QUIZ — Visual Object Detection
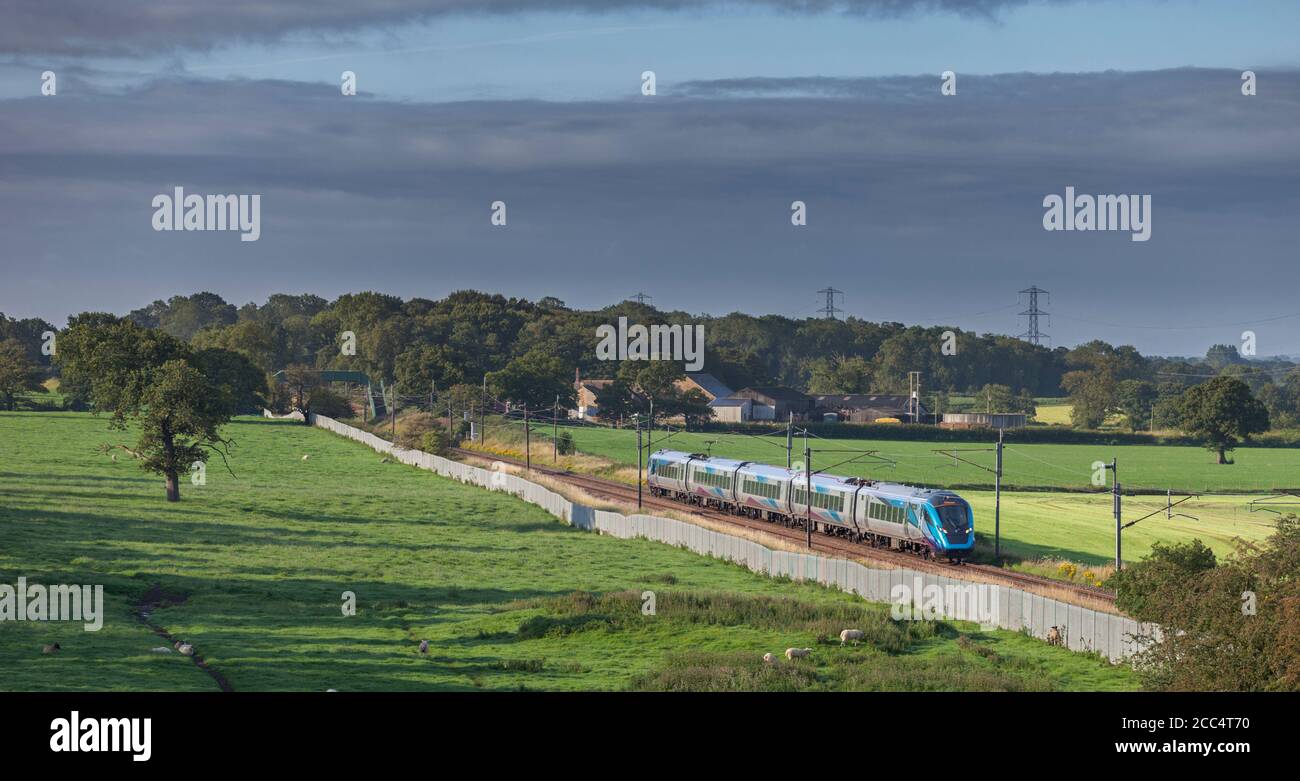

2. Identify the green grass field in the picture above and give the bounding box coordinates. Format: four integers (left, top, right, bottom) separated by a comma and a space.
560, 425, 1300, 493
0, 411, 1135, 691
959, 490, 1278, 567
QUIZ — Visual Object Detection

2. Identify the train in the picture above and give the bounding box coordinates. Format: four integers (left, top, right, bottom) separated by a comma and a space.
646, 450, 975, 562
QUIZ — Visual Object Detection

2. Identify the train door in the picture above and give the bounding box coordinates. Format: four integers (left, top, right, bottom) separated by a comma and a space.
903, 502, 924, 542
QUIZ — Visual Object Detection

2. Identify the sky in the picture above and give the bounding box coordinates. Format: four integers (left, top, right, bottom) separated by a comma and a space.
1, 0, 1298, 356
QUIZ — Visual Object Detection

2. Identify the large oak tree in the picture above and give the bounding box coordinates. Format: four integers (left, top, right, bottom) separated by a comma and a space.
1178, 375, 1269, 464
58, 315, 241, 501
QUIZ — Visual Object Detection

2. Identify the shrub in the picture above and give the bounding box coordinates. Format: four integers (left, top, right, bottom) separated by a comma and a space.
556, 430, 575, 455
311, 387, 354, 419
420, 428, 454, 455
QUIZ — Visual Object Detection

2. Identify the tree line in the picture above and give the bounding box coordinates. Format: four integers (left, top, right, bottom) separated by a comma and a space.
1, 290, 1295, 492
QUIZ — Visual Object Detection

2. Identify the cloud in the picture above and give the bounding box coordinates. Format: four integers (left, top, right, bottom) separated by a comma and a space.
0, 68, 1296, 351
5, 1, 1065, 56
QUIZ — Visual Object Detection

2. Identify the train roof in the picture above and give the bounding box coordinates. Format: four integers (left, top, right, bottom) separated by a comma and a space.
864, 482, 963, 501
651, 450, 963, 500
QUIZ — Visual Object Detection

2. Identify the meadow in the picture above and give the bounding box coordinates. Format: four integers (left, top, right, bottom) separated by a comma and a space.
0, 411, 1136, 691
556, 424, 1300, 493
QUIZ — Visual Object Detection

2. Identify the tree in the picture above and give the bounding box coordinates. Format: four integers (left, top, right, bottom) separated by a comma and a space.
669, 388, 715, 429
57, 317, 236, 502
1061, 368, 1116, 428
192, 347, 267, 414
977, 384, 1015, 413
590, 378, 640, 423
137, 360, 235, 501
486, 353, 576, 411
278, 364, 322, 422
1115, 379, 1158, 432
807, 355, 872, 394
0, 338, 43, 410
1178, 376, 1269, 463
1109, 517, 1300, 691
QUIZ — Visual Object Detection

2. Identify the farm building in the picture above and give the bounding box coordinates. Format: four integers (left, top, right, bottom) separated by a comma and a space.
814, 394, 929, 424
674, 372, 733, 402
940, 412, 1027, 430
573, 377, 612, 420
723, 386, 815, 421
708, 396, 753, 423
573, 371, 728, 421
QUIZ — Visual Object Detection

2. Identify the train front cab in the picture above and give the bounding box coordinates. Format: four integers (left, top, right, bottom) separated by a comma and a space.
923, 496, 974, 562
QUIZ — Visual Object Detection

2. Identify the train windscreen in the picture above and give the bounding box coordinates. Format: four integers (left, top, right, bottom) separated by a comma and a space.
936, 503, 969, 532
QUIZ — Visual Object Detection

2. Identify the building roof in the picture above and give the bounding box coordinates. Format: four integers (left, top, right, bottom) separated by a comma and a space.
682, 372, 733, 400
735, 386, 812, 402
708, 397, 751, 408
814, 394, 920, 411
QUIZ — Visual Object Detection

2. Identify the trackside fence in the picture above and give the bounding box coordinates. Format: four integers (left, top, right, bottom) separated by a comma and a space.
283, 411, 1150, 662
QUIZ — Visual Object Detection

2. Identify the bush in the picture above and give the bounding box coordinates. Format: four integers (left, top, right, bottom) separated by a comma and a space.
556, 430, 575, 455
310, 387, 354, 419
420, 428, 454, 454
394, 412, 437, 449
1110, 518, 1300, 691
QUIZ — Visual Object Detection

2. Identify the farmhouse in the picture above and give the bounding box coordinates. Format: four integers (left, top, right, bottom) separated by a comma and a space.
573, 371, 726, 421
573, 377, 615, 420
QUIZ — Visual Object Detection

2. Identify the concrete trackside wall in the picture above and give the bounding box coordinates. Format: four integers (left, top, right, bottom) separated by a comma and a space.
298, 412, 1149, 662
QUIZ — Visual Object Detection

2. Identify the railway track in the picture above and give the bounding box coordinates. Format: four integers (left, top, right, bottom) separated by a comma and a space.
448, 447, 1118, 610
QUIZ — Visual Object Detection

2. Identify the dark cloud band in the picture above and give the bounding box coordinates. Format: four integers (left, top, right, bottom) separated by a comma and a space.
4, 1, 1060, 56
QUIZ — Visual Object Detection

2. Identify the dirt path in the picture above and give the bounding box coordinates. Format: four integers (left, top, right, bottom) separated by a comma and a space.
134, 583, 234, 692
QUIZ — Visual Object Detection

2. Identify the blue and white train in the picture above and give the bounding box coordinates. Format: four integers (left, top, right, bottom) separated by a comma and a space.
647, 450, 975, 562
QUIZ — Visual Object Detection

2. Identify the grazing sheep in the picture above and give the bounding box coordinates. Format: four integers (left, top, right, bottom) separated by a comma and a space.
42, 643, 61, 654
785, 647, 812, 661
1046, 626, 1063, 647
326, 689, 338, 692
302, 454, 310, 460
762, 652, 775, 664
840, 629, 865, 646
176, 643, 195, 657
150, 646, 172, 653
111, 454, 118, 462
418, 640, 429, 654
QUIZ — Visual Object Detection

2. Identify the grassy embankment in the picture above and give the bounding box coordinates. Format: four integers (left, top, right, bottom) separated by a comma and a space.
0, 410, 1134, 691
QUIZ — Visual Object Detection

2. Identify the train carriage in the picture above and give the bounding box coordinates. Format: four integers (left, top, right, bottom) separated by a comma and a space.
787, 473, 857, 530
733, 462, 791, 518
648, 449, 975, 562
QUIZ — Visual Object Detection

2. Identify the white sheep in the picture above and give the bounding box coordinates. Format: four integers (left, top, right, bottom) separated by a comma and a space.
785, 647, 812, 661
176, 643, 194, 656
302, 454, 310, 461
840, 629, 865, 646
762, 652, 775, 664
